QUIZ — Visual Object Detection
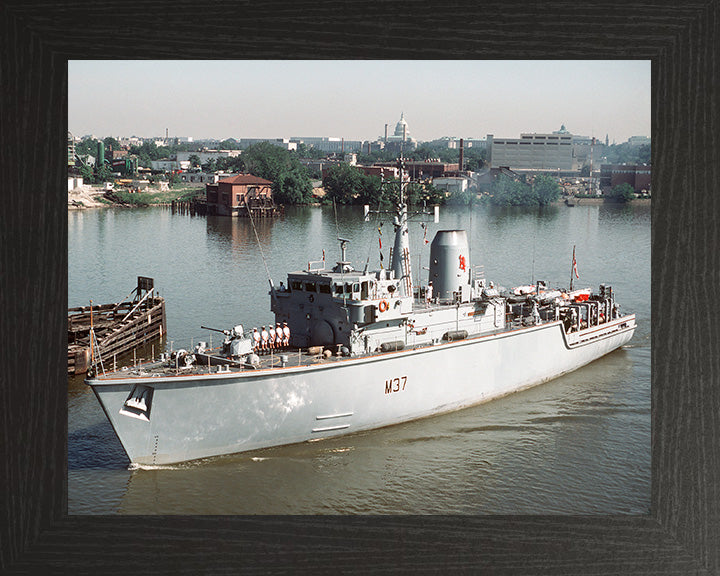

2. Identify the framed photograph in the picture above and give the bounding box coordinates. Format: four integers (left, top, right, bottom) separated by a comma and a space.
2, 2, 717, 573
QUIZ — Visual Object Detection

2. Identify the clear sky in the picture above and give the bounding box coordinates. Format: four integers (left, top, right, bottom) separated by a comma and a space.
68, 60, 650, 143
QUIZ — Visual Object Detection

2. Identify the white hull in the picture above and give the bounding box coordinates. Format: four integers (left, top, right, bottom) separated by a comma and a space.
90, 315, 635, 466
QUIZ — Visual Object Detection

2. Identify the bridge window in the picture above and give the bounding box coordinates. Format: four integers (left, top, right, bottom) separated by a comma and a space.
305, 282, 317, 292
290, 280, 302, 291
361, 281, 369, 300
318, 283, 331, 294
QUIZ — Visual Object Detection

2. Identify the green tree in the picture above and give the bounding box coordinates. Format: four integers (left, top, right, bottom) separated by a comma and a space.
95, 163, 113, 183
169, 172, 182, 187
294, 143, 326, 159
74, 138, 97, 157
488, 175, 537, 206
273, 167, 313, 204
608, 182, 635, 202
220, 138, 241, 150
322, 163, 364, 204
356, 148, 397, 164
445, 187, 476, 206
103, 136, 120, 151
405, 182, 445, 206
78, 163, 95, 184
533, 174, 561, 206
463, 148, 487, 172
241, 142, 312, 204
637, 144, 651, 164
357, 174, 386, 207
409, 145, 436, 161
188, 154, 201, 168
202, 158, 217, 173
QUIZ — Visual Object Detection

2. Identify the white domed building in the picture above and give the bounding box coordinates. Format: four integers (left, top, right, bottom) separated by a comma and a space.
382, 112, 418, 153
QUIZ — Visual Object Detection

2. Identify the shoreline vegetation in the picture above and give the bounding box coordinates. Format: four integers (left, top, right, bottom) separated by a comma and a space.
68, 185, 650, 211
69, 140, 651, 210
68, 185, 204, 209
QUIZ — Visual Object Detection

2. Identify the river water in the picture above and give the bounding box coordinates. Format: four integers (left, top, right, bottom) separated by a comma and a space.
68, 202, 650, 515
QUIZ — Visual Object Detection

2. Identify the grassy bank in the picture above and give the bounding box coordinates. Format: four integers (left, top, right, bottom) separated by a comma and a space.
106, 186, 204, 206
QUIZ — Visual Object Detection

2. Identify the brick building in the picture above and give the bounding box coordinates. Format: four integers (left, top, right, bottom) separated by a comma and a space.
206, 174, 274, 216
599, 164, 651, 193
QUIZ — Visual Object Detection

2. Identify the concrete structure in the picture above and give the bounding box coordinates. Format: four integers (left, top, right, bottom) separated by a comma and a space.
177, 172, 220, 186
67, 132, 75, 166
355, 165, 402, 180
291, 137, 362, 153
67, 176, 84, 191
150, 159, 190, 171
627, 136, 651, 148
375, 160, 457, 180
475, 167, 522, 193
488, 132, 575, 171
432, 176, 469, 196
175, 150, 242, 164
488, 126, 603, 173
599, 164, 651, 193
119, 137, 143, 147
299, 158, 339, 176
427, 137, 487, 150
206, 173, 274, 216
319, 164, 403, 182
236, 138, 298, 151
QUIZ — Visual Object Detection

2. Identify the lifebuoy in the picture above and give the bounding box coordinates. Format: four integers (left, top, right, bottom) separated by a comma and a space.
378, 299, 389, 312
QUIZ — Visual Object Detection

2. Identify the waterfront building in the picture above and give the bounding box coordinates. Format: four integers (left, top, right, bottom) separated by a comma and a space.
599, 164, 651, 193
374, 160, 457, 180
432, 176, 469, 196
205, 173, 274, 217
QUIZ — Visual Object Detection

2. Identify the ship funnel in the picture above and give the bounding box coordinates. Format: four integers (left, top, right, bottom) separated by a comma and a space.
429, 230, 471, 302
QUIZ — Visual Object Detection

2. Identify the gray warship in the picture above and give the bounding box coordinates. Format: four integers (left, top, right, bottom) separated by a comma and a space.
87, 160, 636, 466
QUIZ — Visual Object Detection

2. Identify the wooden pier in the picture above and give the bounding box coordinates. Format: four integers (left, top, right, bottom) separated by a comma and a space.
68, 277, 166, 375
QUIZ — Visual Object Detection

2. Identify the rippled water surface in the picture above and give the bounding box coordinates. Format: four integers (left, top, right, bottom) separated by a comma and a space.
68, 202, 650, 514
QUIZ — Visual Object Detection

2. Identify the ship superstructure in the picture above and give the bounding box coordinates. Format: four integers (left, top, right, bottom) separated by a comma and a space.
87, 158, 636, 466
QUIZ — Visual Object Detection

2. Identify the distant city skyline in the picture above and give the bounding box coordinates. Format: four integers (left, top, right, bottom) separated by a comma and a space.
69, 60, 651, 144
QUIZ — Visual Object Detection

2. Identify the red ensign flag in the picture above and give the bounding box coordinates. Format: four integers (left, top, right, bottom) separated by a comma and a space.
573, 255, 579, 279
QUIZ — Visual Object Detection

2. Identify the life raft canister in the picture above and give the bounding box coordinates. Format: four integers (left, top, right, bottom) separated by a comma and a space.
378, 299, 389, 312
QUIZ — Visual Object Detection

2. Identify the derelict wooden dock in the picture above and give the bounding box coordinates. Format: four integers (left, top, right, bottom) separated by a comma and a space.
68, 277, 166, 375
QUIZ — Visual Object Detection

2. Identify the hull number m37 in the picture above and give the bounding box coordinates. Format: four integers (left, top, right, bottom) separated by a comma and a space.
385, 376, 407, 394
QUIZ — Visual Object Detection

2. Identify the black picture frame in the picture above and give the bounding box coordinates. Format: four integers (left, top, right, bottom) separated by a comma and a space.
1, 1, 717, 573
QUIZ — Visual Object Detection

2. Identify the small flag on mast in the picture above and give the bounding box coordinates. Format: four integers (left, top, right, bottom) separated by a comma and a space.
572, 252, 579, 279
570, 245, 579, 291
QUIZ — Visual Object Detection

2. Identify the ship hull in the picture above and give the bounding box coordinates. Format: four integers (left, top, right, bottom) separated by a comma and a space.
89, 316, 635, 466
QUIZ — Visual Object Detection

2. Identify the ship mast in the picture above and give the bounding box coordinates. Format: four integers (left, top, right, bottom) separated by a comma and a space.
391, 130, 413, 298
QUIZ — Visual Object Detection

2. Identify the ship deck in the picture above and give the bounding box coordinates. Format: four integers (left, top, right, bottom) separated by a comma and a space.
91, 343, 422, 381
